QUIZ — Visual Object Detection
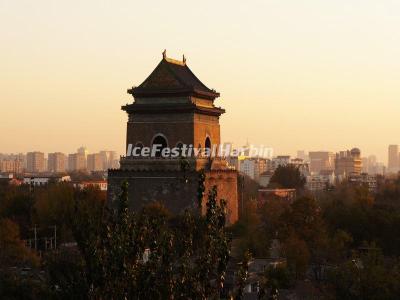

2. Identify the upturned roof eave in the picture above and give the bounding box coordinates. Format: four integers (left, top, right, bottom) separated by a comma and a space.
127, 87, 220, 100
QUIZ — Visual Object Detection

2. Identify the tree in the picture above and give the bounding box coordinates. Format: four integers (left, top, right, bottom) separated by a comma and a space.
259, 265, 292, 299
281, 197, 326, 248
327, 246, 400, 299
45, 247, 88, 299
67, 176, 231, 299
269, 165, 306, 190
0, 184, 33, 237
0, 218, 38, 267
230, 198, 270, 258
234, 250, 251, 299
282, 233, 310, 279
279, 196, 328, 281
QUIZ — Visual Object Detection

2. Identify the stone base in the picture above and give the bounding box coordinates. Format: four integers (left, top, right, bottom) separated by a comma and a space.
107, 168, 238, 224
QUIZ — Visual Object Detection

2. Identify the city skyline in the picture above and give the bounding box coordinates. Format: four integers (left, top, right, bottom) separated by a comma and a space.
2, 1, 400, 162
0, 143, 395, 167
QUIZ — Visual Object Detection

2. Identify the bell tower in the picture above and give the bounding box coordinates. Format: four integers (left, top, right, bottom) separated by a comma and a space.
122, 51, 224, 167
108, 52, 238, 224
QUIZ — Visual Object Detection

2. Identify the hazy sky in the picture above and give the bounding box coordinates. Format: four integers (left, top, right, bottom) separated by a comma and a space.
1, 0, 399, 162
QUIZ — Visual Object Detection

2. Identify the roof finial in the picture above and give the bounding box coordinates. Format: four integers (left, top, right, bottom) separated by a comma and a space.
162, 49, 166, 59
182, 54, 186, 64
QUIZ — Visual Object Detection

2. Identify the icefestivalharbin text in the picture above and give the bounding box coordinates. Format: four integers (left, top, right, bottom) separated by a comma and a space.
126, 144, 273, 158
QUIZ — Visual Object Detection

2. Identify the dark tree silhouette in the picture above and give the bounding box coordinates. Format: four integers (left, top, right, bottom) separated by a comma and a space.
69, 174, 231, 299
269, 165, 306, 190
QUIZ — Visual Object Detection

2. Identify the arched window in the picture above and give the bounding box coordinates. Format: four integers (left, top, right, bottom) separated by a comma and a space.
152, 134, 168, 157
205, 137, 211, 150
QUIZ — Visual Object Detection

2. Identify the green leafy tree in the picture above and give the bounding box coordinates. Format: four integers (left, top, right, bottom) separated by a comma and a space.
269, 165, 306, 190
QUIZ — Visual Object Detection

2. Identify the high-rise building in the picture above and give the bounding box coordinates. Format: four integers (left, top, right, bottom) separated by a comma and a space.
296, 150, 308, 162
26, 152, 45, 173
68, 153, 87, 171
0, 153, 26, 172
361, 155, 383, 175
87, 153, 104, 172
238, 158, 268, 181
48, 152, 67, 173
0, 159, 23, 174
388, 145, 399, 173
309, 151, 335, 174
99, 150, 119, 169
109, 151, 119, 168
335, 148, 362, 178
77, 146, 89, 158
362, 157, 369, 173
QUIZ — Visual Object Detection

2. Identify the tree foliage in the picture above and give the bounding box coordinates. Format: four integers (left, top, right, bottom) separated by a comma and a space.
269, 165, 306, 190
68, 179, 231, 299
327, 247, 400, 299
0, 218, 39, 268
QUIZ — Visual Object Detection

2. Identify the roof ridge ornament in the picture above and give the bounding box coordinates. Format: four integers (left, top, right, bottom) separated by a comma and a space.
162, 49, 167, 59
183, 54, 186, 65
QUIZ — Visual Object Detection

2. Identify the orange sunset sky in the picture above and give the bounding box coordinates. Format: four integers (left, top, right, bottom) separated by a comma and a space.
1, 0, 400, 162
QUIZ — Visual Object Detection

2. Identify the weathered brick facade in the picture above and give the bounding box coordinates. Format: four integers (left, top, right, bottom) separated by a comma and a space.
108, 53, 238, 224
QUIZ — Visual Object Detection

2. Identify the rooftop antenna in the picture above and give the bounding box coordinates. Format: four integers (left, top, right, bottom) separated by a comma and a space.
162, 49, 167, 59
182, 54, 186, 64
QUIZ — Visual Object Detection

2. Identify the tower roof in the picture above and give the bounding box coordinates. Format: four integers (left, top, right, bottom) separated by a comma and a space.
128, 51, 220, 100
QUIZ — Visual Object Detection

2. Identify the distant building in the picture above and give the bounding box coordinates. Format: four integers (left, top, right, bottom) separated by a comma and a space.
23, 175, 71, 186
239, 158, 269, 181
388, 145, 399, 173
370, 162, 385, 175
68, 153, 86, 171
77, 146, 89, 157
48, 152, 67, 173
361, 155, 384, 175
306, 170, 335, 192
0, 158, 23, 174
309, 151, 335, 174
290, 158, 310, 176
73, 180, 107, 191
361, 157, 369, 173
335, 148, 362, 178
87, 153, 104, 172
296, 150, 308, 162
0, 173, 14, 179
259, 171, 273, 188
0, 173, 22, 186
0, 153, 26, 166
367, 155, 377, 171
99, 150, 119, 169
26, 152, 45, 173
258, 188, 296, 205
348, 173, 378, 193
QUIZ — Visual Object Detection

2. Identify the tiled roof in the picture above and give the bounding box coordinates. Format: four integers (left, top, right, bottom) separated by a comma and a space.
128, 52, 219, 100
